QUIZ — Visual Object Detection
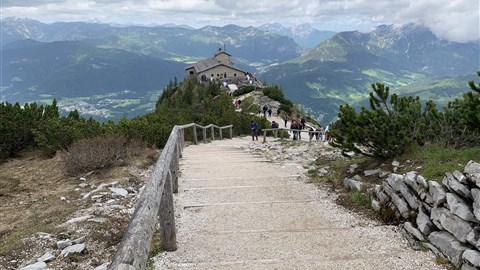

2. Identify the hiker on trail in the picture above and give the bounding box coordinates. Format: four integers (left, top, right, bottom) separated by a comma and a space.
262, 105, 268, 118
284, 115, 288, 127
250, 120, 258, 141
297, 121, 302, 140
300, 117, 306, 130
290, 120, 298, 140
271, 121, 279, 128
268, 108, 272, 117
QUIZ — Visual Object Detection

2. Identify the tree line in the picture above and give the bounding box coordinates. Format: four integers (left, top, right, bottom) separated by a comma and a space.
0, 79, 275, 162
330, 72, 480, 158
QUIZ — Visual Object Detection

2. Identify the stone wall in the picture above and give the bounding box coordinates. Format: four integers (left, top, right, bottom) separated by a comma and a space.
370, 161, 480, 269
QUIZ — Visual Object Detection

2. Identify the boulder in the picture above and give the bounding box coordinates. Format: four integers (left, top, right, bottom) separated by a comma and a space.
399, 224, 421, 250
371, 199, 381, 212
472, 189, 480, 221
60, 243, 86, 257
462, 264, 478, 270
443, 172, 471, 199
364, 168, 382, 177
428, 231, 470, 268
466, 227, 480, 248
416, 175, 429, 190
57, 239, 72, 249
416, 206, 434, 236
343, 177, 363, 192
419, 189, 434, 206
387, 173, 419, 210
109, 187, 128, 197
446, 193, 477, 222
374, 185, 390, 205
462, 250, 480, 269
429, 181, 447, 206
431, 207, 449, 230
383, 183, 410, 219
403, 221, 425, 241
465, 160, 480, 188
348, 164, 358, 174
37, 252, 55, 262
404, 172, 428, 197
439, 210, 474, 243
453, 170, 469, 184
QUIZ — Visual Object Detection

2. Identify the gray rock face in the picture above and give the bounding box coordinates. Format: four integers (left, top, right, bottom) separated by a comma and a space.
472, 189, 480, 221
462, 264, 478, 270
462, 249, 480, 268
387, 173, 419, 210
446, 193, 477, 222
465, 160, 480, 188
348, 164, 358, 174
443, 172, 471, 199
371, 199, 381, 212
383, 183, 410, 219
439, 210, 474, 243
343, 177, 363, 192
429, 181, 447, 206
417, 206, 434, 236
428, 231, 470, 268
109, 187, 128, 197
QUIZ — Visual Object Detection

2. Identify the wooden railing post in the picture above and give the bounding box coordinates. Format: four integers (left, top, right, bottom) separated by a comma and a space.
202, 128, 207, 143
159, 171, 177, 251
171, 147, 179, 194
210, 126, 214, 140
229, 126, 233, 139
263, 130, 267, 143
219, 128, 223, 140
192, 125, 198, 145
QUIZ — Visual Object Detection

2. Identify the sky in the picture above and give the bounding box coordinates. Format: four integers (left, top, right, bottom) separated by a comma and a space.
1, 0, 479, 42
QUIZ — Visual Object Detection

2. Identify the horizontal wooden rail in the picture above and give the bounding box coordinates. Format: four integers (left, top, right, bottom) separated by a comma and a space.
108, 123, 233, 270
261, 128, 324, 143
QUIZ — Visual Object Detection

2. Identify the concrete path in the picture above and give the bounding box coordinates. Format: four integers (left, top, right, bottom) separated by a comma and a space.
154, 138, 443, 270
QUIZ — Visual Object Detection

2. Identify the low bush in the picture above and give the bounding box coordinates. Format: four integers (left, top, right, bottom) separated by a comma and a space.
62, 136, 130, 176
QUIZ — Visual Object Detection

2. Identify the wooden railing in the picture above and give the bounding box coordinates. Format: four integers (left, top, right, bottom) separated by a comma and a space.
108, 123, 233, 270
261, 128, 324, 143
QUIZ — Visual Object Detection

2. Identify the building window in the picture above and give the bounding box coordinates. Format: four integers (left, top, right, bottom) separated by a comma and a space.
189, 71, 194, 75
217, 74, 219, 77
234, 73, 236, 77
224, 72, 227, 78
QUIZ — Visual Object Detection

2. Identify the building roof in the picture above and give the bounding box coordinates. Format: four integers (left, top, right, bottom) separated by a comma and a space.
185, 50, 245, 74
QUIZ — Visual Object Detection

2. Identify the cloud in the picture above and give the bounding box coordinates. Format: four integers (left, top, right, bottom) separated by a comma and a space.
1, 0, 478, 42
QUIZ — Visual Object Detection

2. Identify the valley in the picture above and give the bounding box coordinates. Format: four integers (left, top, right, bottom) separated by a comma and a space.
1, 17, 478, 123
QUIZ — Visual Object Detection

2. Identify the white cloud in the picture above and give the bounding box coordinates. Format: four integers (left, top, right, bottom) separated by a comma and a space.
1, 0, 478, 42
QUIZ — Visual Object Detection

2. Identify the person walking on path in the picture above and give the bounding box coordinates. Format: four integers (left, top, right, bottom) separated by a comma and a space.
250, 120, 259, 141
301, 117, 306, 130
268, 108, 272, 118
284, 115, 288, 127
290, 120, 298, 140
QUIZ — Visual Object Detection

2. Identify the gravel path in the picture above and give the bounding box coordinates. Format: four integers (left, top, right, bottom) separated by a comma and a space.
153, 137, 445, 270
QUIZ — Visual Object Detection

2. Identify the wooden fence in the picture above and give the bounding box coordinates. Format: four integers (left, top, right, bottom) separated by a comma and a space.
108, 123, 233, 270
261, 128, 324, 143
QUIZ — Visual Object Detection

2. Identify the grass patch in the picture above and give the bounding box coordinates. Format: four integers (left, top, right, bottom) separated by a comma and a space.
397, 143, 480, 181
350, 190, 371, 208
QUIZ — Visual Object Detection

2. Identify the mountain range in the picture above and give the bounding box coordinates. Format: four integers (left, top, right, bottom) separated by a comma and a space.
1, 17, 479, 123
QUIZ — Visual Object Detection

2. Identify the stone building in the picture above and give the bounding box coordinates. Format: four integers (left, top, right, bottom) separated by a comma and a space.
185, 48, 248, 84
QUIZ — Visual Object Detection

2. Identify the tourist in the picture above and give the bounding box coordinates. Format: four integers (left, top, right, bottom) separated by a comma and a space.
250, 120, 258, 141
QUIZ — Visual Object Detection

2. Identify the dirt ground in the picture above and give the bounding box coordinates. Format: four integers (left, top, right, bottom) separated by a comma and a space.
0, 148, 157, 269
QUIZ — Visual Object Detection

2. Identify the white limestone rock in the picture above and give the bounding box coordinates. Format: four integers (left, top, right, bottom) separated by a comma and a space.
428, 231, 470, 268
446, 193, 477, 222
